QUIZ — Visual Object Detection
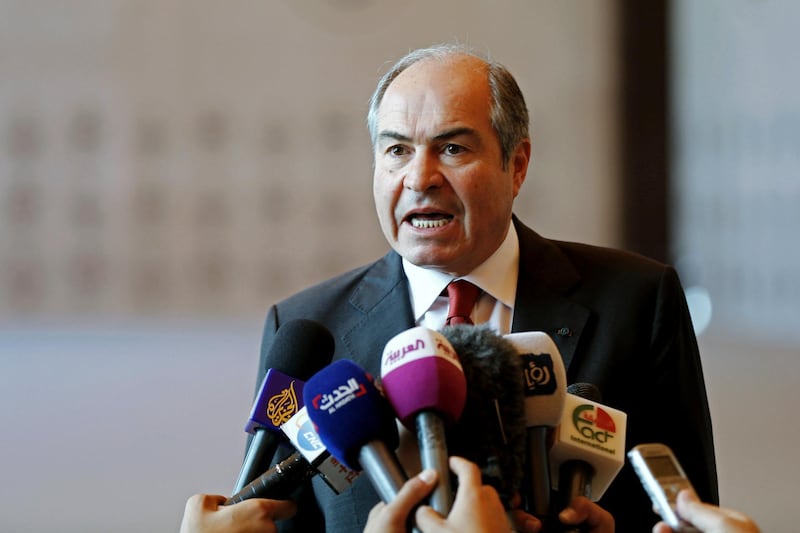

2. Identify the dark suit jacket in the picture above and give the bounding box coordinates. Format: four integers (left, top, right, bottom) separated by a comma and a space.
257, 217, 718, 533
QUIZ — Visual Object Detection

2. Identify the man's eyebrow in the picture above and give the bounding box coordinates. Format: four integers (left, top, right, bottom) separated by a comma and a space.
377, 127, 478, 144
377, 130, 411, 143
431, 127, 478, 142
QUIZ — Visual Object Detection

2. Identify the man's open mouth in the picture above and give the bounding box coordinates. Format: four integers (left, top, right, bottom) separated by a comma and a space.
408, 214, 453, 229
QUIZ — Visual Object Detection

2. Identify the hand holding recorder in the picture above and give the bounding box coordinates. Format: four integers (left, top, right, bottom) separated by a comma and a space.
651, 490, 761, 533
630, 443, 760, 533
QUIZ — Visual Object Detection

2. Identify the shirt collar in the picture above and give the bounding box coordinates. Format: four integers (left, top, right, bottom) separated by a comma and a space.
402, 223, 520, 322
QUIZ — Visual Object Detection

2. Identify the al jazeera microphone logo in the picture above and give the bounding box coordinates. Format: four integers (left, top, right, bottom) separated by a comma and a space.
266, 380, 301, 426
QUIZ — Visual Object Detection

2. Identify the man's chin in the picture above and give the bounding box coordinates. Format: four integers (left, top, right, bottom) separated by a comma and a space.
398, 248, 464, 275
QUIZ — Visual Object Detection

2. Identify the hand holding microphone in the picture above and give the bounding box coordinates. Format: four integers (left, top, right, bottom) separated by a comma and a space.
367, 324, 531, 532
381, 326, 467, 515
364, 457, 521, 533
415, 457, 513, 533
556, 496, 615, 533
180, 493, 296, 533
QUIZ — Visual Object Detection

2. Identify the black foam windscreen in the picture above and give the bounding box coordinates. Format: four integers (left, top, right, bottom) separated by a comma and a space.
440, 324, 527, 506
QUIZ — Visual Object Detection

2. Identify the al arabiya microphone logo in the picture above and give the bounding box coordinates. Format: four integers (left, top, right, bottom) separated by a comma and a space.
571, 404, 618, 453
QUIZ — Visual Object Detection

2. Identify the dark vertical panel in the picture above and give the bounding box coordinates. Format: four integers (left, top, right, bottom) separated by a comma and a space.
620, 0, 670, 263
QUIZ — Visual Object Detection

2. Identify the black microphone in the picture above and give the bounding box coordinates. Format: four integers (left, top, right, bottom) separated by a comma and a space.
440, 324, 527, 508
232, 319, 335, 494
227, 451, 316, 504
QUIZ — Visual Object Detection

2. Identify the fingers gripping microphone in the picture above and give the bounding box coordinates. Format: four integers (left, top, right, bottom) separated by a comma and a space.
504, 331, 567, 518
304, 359, 408, 504
381, 327, 467, 515
233, 319, 335, 494
440, 324, 527, 507
549, 383, 626, 506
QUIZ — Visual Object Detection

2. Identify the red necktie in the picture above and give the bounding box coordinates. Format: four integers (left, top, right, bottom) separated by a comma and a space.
445, 280, 481, 326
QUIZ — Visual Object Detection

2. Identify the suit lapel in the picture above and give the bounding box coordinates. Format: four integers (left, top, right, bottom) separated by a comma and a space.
337, 222, 591, 373
511, 218, 591, 371
340, 252, 416, 377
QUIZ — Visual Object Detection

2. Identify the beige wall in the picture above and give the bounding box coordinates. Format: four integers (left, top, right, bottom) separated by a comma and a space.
0, 0, 620, 319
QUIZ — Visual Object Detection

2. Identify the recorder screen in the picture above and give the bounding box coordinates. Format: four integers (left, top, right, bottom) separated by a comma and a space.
644, 455, 680, 478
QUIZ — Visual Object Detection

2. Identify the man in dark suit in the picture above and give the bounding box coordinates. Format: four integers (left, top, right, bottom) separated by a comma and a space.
256, 43, 717, 532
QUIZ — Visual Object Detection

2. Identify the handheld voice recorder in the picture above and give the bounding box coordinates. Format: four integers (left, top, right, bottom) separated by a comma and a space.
627, 443, 700, 532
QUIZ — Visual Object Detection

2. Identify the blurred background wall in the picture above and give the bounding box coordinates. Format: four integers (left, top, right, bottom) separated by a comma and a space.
0, 1, 796, 531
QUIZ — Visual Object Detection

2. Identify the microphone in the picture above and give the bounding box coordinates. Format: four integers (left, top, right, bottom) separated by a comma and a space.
303, 359, 408, 503
504, 331, 567, 518
549, 383, 627, 510
380, 326, 467, 515
234, 369, 304, 494
233, 319, 335, 494
226, 406, 360, 505
226, 449, 316, 504
557, 383, 603, 510
440, 324, 527, 507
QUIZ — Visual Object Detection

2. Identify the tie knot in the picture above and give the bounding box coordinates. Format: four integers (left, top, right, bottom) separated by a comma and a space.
445, 280, 481, 326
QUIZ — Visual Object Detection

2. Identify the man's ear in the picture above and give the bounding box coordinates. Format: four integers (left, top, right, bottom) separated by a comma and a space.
510, 138, 531, 197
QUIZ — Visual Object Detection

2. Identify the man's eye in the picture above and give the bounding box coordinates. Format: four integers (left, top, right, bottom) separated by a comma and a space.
388, 145, 408, 156
444, 144, 465, 155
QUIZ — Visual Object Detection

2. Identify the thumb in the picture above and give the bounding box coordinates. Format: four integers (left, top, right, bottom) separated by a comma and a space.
415, 504, 447, 532
675, 490, 715, 525
674, 490, 730, 531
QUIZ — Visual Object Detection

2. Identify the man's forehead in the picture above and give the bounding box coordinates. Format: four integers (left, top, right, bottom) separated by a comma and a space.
376, 63, 491, 136
374, 105, 485, 146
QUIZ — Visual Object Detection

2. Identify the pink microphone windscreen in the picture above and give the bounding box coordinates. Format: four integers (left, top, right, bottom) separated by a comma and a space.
380, 327, 467, 427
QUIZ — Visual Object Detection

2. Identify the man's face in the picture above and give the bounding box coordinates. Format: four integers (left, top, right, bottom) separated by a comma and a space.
372, 55, 530, 276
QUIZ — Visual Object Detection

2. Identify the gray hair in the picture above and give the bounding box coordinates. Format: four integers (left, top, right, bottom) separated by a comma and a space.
367, 43, 530, 167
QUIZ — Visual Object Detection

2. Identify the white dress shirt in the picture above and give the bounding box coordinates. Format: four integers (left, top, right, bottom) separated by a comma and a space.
402, 222, 520, 335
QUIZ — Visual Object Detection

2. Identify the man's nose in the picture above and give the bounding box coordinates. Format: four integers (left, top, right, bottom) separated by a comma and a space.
403, 152, 444, 191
